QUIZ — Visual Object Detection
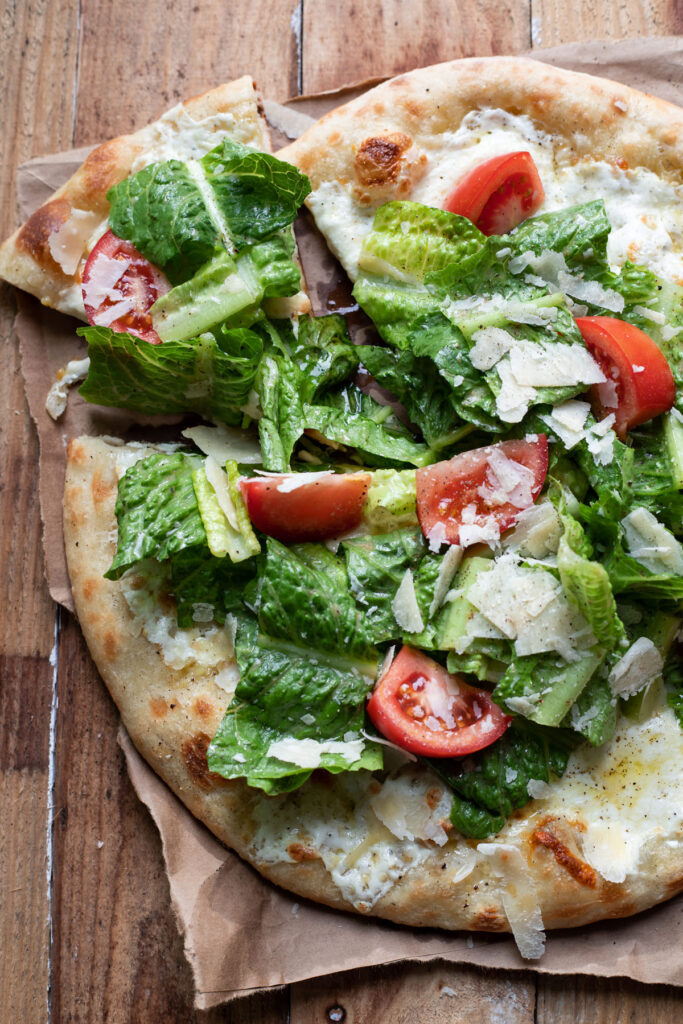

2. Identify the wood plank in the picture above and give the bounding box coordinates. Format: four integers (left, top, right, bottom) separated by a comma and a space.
291, 963, 536, 1023
529, 0, 682, 48
72, 0, 302, 147
46, 4, 300, 1019
0, 1, 79, 1021
301, 0, 530, 94
536, 974, 683, 1023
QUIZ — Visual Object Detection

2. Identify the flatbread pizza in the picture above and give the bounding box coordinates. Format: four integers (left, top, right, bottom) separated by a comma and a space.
0, 76, 272, 319
3, 59, 683, 960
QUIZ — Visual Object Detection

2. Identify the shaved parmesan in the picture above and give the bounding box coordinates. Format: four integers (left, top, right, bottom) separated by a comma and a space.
182, 423, 262, 463
504, 501, 563, 559
477, 448, 536, 509
48, 209, 102, 275
392, 569, 424, 633
370, 768, 451, 845
428, 544, 463, 618
45, 356, 90, 420
81, 251, 129, 308
540, 399, 591, 450
621, 507, 683, 575
267, 735, 366, 769
477, 843, 546, 959
465, 554, 594, 661
276, 471, 334, 493
608, 637, 664, 698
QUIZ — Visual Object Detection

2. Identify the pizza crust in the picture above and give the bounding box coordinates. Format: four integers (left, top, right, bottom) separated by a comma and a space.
278, 57, 683, 284
64, 436, 683, 942
280, 57, 683, 191
0, 76, 271, 320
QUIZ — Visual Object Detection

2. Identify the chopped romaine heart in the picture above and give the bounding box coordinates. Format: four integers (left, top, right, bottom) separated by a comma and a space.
82, 230, 170, 343
416, 436, 548, 549
575, 316, 676, 437
367, 646, 510, 757
240, 471, 371, 543
443, 152, 545, 235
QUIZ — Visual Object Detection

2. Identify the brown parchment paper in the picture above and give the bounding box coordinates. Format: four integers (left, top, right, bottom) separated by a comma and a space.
12, 37, 683, 1007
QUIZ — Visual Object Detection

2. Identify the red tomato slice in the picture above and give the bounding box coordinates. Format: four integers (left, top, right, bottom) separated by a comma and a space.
416, 436, 548, 549
443, 152, 545, 235
367, 647, 510, 757
82, 229, 170, 344
240, 471, 371, 543
575, 316, 676, 438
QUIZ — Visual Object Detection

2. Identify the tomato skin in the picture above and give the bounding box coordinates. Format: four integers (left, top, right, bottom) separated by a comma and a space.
82, 229, 170, 344
416, 436, 548, 549
367, 647, 510, 757
240, 472, 371, 543
443, 152, 545, 235
575, 316, 676, 438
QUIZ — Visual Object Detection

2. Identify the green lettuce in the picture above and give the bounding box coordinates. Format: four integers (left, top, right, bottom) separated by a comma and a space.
208, 541, 382, 793
342, 528, 427, 642
107, 138, 311, 283
78, 323, 263, 425
105, 451, 205, 579
430, 720, 578, 839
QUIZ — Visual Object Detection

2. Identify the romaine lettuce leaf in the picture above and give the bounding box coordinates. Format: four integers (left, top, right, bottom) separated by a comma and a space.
105, 451, 205, 579
107, 138, 311, 283
78, 323, 263, 424
257, 540, 378, 663
207, 617, 382, 794
342, 528, 426, 642
429, 719, 577, 839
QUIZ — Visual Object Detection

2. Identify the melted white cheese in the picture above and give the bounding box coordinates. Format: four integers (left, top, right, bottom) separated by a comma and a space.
522, 690, 683, 884
45, 357, 90, 420
121, 562, 235, 671
130, 104, 263, 173
307, 107, 683, 284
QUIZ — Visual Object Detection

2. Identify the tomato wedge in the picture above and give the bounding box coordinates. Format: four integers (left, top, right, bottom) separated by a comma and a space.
443, 152, 545, 235
367, 647, 510, 757
575, 316, 676, 438
82, 229, 170, 344
240, 471, 371, 543
416, 436, 548, 549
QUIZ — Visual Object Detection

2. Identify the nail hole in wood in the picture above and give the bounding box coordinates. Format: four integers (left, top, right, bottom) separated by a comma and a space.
326, 1006, 346, 1022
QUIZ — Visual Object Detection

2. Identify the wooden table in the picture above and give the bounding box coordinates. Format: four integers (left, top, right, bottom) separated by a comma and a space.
2, 2, 682, 1020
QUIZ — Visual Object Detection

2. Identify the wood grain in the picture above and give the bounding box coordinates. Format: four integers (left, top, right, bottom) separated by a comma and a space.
536, 974, 683, 1023
301, 0, 530, 94
291, 963, 536, 1023
2, 0, 683, 1020
72, 0, 302, 146
0, 1, 78, 1021
529, 0, 683, 48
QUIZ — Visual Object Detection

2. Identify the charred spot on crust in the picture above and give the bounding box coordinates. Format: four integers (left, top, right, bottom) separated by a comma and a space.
91, 468, 117, 506
149, 697, 168, 720
354, 133, 413, 187
181, 731, 223, 789
532, 827, 597, 888
193, 696, 216, 722
80, 139, 133, 203
287, 842, 320, 862
103, 631, 119, 660
17, 198, 72, 267
425, 787, 442, 810
474, 906, 506, 931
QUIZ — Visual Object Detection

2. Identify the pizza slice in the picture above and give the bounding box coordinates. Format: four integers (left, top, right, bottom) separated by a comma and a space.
0, 76, 274, 320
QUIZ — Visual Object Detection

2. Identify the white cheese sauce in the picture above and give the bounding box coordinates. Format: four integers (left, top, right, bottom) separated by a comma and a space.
307, 108, 683, 283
